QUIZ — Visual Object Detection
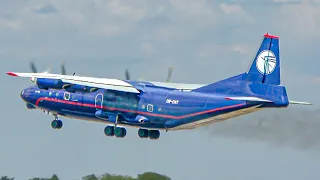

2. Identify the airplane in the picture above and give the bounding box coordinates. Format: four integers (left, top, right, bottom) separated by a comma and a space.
6, 33, 312, 140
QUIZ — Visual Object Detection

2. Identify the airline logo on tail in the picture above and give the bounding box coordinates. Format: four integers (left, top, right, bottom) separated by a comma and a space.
256, 50, 276, 75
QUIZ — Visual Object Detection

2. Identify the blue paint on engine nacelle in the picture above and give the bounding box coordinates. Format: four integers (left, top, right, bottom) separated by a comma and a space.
65, 84, 97, 93
36, 78, 64, 89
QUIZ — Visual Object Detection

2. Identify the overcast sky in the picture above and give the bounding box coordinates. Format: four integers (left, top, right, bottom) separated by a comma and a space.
1, 0, 320, 180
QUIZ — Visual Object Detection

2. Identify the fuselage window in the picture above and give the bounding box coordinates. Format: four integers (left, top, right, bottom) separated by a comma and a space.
64, 92, 70, 100
147, 104, 154, 112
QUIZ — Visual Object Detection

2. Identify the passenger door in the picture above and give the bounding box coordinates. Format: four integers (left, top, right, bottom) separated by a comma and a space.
95, 93, 103, 110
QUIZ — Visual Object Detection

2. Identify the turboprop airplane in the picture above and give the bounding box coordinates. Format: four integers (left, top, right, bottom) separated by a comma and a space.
6, 33, 311, 140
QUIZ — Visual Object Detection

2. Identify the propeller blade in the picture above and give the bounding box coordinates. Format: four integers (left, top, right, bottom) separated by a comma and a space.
30, 61, 37, 73
61, 62, 66, 75
125, 69, 130, 80
166, 66, 173, 82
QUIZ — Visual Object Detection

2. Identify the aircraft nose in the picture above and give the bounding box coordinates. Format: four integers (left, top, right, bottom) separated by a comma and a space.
20, 88, 32, 102
20, 89, 26, 100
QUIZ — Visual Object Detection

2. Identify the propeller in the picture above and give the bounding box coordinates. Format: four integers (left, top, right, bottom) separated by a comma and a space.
166, 66, 173, 82
125, 69, 130, 80
30, 61, 37, 73
29, 61, 66, 75
29, 61, 68, 82
125, 66, 173, 82
61, 61, 66, 75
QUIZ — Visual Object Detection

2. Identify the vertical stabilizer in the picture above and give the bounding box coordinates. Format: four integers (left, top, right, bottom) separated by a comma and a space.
246, 33, 280, 85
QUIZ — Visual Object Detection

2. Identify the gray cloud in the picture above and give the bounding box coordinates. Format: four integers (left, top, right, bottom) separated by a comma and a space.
33, 4, 58, 14
205, 107, 320, 152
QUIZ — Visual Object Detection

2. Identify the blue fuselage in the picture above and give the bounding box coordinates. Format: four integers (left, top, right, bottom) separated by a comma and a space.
20, 85, 269, 130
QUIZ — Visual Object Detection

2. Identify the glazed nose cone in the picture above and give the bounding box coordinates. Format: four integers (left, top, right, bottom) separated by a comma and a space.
20, 89, 26, 101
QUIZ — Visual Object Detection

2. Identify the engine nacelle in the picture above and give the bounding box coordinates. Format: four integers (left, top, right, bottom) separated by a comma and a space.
36, 78, 64, 89
64, 84, 98, 93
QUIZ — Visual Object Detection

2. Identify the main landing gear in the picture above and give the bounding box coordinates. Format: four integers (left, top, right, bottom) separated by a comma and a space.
103, 126, 160, 140
138, 128, 160, 140
51, 114, 63, 129
104, 126, 127, 138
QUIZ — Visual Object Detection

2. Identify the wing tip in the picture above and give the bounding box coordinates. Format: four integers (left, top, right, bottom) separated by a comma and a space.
6, 72, 18, 76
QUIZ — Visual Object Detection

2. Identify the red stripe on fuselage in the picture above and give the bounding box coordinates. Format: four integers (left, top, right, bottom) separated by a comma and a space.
35, 97, 245, 120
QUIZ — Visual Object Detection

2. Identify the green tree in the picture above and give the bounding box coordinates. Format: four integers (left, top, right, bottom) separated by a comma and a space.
82, 174, 98, 180
28, 174, 59, 180
100, 173, 135, 180
137, 172, 171, 180
50, 174, 59, 180
0, 176, 14, 180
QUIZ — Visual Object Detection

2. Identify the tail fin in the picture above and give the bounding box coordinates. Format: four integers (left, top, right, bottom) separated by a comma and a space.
246, 33, 280, 85
192, 33, 281, 94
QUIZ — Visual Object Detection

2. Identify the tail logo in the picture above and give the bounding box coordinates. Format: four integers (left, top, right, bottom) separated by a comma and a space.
256, 50, 276, 75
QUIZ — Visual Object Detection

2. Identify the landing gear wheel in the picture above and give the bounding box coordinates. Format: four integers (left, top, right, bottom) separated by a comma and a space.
114, 127, 127, 138
51, 120, 63, 129
148, 130, 160, 140
138, 129, 149, 138
104, 126, 115, 136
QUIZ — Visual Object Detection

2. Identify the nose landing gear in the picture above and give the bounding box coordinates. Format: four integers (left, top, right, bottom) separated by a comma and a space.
51, 114, 63, 129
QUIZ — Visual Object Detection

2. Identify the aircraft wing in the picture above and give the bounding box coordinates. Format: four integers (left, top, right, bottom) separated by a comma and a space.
6, 72, 140, 93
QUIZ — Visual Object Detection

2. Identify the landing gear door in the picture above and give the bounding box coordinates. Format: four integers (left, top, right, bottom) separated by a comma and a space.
95, 93, 103, 109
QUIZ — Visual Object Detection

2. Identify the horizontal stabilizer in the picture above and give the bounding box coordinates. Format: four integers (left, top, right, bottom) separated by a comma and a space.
289, 101, 312, 105
225, 96, 272, 102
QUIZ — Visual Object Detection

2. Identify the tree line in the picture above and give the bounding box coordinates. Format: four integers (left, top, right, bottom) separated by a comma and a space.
1, 172, 171, 180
